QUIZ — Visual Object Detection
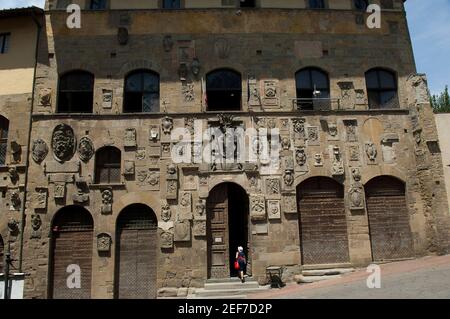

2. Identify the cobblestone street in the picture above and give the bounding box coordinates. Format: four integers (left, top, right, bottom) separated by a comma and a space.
249, 255, 450, 299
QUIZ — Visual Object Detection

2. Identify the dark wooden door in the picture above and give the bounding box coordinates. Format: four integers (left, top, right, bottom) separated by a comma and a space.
298, 177, 350, 265
366, 176, 414, 261
115, 205, 157, 299
0, 235, 4, 273
207, 184, 230, 279
51, 209, 93, 299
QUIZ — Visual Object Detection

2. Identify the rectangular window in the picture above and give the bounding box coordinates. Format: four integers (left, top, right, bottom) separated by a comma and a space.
90, 0, 107, 10
309, 0, 325, 9
163, 0, 181, 9
0, 33, 10, 54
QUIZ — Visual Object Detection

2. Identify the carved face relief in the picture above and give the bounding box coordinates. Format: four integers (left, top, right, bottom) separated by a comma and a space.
31, 214, 42, 231
101, 189, 113, 205
295, 148, 307, 166
352, 168, 362, 182
366, 142, 378, 161
281, 137, 291, 151
51, 124, 76, 163
78, 136, 95, 162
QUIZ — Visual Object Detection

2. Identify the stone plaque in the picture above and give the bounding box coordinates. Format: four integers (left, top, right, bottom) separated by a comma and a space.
179, 192, 192, 214
283, 194, 297, 214
124, 160, 135, 176
102, 89, 113, 109
267, 200, 281, 220
174, 220, 191, 242
54, 183, 66, 199
124, 128, 137, 148
193, 220, 206, 237
161, 231, 174, 249
250, 195, 266, 221
97, 233, 112, 252
349, 186, 365, 211
44, 161, 80, 174
34, 187, 48, 210
307, 126, 320, 146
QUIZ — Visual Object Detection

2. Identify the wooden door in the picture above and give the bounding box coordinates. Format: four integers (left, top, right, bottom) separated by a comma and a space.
207, 184, 230, 279
50, 208, 93, 299
298, 177, 350, 265
115, 205, 157, 299
366, 176, 414, 261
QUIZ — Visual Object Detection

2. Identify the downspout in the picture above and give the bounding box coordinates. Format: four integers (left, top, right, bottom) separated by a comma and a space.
18, 10, 42, 273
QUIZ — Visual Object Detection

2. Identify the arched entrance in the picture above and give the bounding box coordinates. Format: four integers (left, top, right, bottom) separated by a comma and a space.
365, 176, 414, 261
297, 177, 350, 265
207, 183, 249, 279
50, 206, 94, 299
114, 204, 158, 299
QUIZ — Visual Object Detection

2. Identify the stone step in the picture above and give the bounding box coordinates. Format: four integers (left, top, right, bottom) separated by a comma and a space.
302, 268, 355, 276
302, 263, 353, 271
295, 274, 342, 284
204, 281, 260, 291
194, 286, 270, 298
206, 277, 256, 284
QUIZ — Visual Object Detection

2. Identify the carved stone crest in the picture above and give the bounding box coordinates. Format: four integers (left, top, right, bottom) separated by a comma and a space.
31, 214, 42, 239
101, 188, 113, 215
54, 183, 66, 199
10, 190, 21, 211
161, 231, 174, 249
292, 118, 306, 139
34, 187, 48, 210
307, 127, 319, 145
193, 220, 206, 237
283, 194, 297, 214
349, 187, 365, 211
295, 148, 307, 167
124, 160, 135, 176
97, 233, 112, 252
174, 220, 191, 242
266, 178, 281, 195
162, 117, 174, 135
78, 136, 94, 162
267, 200, 281, 220
366, 142, 378, 164
124, 128, 137, 148
182, 83, 195, 102
331, 146, 345, 177
161, 202, 171, 222
38, 88, 52, 107
250, 195, 266, 221
51, 124, 76, 163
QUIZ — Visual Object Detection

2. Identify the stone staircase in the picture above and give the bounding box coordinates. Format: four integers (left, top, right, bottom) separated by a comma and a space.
189, 277, 270, 299
295, 265, 355, 284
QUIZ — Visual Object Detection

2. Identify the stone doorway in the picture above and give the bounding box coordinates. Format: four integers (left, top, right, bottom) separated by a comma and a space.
207, 183, 250, 279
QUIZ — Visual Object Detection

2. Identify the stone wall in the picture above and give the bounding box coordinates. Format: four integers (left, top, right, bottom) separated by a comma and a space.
19, 7, 450, 299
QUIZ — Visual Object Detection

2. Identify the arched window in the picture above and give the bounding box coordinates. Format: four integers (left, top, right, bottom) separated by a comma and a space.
206, 69, 242, 111
354, 0, 368, 11
365, 68, 398, 109
124, 70, 160, 113
295, 67, 330, 110
94, 147, 121, 184
0, 116, 9, 166
58, 71, 94, 113
0, 234, 4, 273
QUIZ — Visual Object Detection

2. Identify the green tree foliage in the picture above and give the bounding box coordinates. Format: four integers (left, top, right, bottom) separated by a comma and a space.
431, 86, 450, 113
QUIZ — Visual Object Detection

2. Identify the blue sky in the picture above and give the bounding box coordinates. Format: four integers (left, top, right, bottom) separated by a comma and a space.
0, 0, 448, 95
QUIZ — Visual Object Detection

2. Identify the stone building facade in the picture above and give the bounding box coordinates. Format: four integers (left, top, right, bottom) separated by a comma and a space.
3, 0, 449, 299
0, 7, 43, 289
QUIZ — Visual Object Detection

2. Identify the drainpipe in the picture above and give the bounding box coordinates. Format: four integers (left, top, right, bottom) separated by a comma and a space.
18, 9, 42, 273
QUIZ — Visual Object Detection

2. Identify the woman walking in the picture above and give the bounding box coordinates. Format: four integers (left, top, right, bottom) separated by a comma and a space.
235, 246, 247, 283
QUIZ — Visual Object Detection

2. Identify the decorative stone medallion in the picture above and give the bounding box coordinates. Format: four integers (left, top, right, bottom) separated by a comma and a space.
267, 200, 281, 220
193, 220, 206, 237
174, 220, 191, 242
250, 195, 266, 221
101, 188, 113, 215
78, 136, 95, 162
52, 124, 76, 163
32, 139, 49, 163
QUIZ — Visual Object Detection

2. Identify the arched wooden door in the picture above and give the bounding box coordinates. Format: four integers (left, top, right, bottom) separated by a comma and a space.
297, 177, 350, 265
207, 183, 249, 279
115, 204, 158, 299
365, 176, 414, 261
50, 206, 94, 299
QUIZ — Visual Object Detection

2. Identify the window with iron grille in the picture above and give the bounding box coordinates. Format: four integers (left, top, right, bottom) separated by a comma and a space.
365, 68, 399, 109
124, 70, 160, 113
58, 71, 94, 113
95, 147, 121, 184
309, 0, 326, 9
0, 33, 10, 54
0, 116, 9, 166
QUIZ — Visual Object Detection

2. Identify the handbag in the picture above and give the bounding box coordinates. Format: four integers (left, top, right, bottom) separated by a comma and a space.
234, 260, 240, 270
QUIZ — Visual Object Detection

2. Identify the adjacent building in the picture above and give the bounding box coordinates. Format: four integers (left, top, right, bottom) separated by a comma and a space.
0, 0, 448, 299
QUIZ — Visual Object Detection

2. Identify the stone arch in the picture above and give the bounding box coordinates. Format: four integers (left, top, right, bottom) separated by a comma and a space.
49, 205, 94, 299
114, 191, 162, 222
117, 59, 161, 78
114, 203, 158, 299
